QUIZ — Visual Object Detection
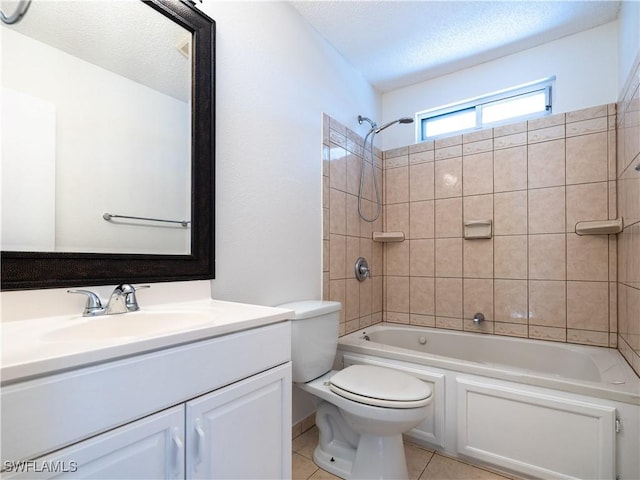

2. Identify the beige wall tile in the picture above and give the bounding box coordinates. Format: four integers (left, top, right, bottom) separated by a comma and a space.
329, 188, 346, 235
463, 128, 493, 143
567, 281, 609, 331
608, 129, 617, 181
435, 135, 462, 148
529, 234, 566, 280
434, 145, 462, 162
463, 138, 493, 155
409, 141, 435, 155
566, 132, 608, 185
323, 240, 330, 273
566, 105, 608, 123
529, 325, 567, 342
494, 131, 527, 150
409, 162, 435, 202
329, 234, 346, 280
410, 277, 435, 315
385, 166, 409, 204
385, 311, 410, 324
494, 279, 528, 323
435, 238, 462, 277
462, 152, 493, 196
566, 117, 608, 137
359, 277, 372, 316
528, 139, 565, 188
566, 182, 608, 232
346, 236, 360, 277
494, 190, 527, 235
567, 329, 609, 347
345, 152, 360, 196
410, 239, 435, 277
463, 238, 493, 278
463, 278, 494, 320
386, 276, 410, 313
385, 241, 410, 276
528, 186, 566, 234
329, 279, 346, 324
494, 121, 526, 137
528, 113, 565, 130
494, 235, 527, 279
435, 316, 463, 330
528, 124, 565, 143
329, 144, 347, 191
435, 197, 463, 238
618, 162, 640, 226
529, 280, 566, 327
409, 200, 435, 239
410, 314, 436, 327
435, 277, 463, 318
345, 279, 360, 321
345, 194, 360, 237
463, 194, 493, 224
385, 203, 409, 233
435, 157, 462, 198
371, 276, 383, 313
409, 149, 435, 165
567, 234, 608, 281
493, 146, 527, 192
494, 322, 528, 337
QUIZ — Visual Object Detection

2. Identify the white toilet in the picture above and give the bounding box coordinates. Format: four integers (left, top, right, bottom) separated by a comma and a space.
280, 300, 432, 480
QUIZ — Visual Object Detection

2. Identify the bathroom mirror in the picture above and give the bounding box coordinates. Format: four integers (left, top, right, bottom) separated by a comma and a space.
1, 0, 215, 290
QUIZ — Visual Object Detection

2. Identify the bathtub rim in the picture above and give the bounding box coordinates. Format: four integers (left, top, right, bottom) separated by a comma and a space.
337, 323, 640, 406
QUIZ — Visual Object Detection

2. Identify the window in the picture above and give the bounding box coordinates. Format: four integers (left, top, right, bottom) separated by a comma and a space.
418, 77, 554, 141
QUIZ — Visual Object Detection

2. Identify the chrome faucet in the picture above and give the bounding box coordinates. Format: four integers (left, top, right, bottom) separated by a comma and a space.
68, 284, 149, 317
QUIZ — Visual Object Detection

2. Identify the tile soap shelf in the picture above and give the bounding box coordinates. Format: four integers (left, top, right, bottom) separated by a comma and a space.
372, 232, 405, 243
575, 218, 623, 235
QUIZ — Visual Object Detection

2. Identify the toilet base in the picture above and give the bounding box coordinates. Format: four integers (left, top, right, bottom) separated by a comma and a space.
312, 402, 411, 480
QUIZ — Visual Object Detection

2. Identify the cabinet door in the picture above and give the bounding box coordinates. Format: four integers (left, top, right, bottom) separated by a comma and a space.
3, 406, 185, 479
186, 363, 291, 480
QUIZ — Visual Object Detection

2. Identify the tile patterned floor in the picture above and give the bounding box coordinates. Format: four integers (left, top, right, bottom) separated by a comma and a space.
292, 427, 514, 480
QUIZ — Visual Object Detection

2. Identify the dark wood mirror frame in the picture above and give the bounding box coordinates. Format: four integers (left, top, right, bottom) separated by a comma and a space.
1, 0, 215, 291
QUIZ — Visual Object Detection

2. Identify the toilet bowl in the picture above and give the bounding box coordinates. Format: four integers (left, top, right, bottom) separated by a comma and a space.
279, 300, 432, 480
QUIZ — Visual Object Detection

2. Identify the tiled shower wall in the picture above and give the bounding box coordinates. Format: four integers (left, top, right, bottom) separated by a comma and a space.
323, 105, 621, 349
382, 105, 618, 347
322, 114, 384, 335
617, 56, 640, 376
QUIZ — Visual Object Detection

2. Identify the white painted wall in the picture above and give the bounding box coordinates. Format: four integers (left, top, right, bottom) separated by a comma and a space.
618, 0, 640, 93
1, 28, 190, 254
197, 1, 380, 307
381, 21, 620, 150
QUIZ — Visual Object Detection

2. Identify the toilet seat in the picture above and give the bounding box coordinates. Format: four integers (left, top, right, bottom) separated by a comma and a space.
329, 365, 431, 408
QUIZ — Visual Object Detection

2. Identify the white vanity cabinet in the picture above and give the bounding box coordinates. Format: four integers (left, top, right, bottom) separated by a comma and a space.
1, 321, 292, 479
186, 364, 291, 479
4, 406, 186, 479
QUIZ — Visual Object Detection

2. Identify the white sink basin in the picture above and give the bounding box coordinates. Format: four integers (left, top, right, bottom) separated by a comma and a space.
42, 310, 213, 342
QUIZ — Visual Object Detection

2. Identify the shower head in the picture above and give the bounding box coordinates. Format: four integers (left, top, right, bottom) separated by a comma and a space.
374, 117, 414, 134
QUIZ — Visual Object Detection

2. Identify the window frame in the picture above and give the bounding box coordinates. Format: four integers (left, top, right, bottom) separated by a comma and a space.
417, 77, 554, 142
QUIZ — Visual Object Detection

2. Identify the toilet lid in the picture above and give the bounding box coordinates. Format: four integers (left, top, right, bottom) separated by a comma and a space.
329, 365, 432, 409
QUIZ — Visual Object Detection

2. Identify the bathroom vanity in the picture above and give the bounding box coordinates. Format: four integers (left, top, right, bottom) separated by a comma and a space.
1, 300, 293, 479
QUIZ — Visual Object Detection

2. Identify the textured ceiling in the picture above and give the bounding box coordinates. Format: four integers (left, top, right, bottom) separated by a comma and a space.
291, 1, 621, 92
4, 0, 191, 102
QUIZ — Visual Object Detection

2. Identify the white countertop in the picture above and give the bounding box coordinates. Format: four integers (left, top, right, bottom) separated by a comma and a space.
1, 299, 293, 384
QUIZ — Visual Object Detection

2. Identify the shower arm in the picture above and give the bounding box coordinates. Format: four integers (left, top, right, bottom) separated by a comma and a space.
1, 0, 31, 25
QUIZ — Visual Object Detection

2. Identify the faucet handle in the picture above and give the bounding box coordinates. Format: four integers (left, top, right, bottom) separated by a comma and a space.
68, 289, 104, 316
115, 284, 150, 311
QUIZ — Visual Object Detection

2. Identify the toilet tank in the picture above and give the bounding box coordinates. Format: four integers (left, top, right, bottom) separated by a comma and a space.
277, 300, 341, 383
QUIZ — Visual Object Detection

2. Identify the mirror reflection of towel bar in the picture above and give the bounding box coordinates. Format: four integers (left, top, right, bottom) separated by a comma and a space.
102, 213, 190, 228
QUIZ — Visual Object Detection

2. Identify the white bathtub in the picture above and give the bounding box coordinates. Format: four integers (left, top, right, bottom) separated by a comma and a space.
337, 324, 640, 480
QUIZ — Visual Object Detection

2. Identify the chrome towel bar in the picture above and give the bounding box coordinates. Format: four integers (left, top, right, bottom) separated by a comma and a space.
102, 213, 190, 228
